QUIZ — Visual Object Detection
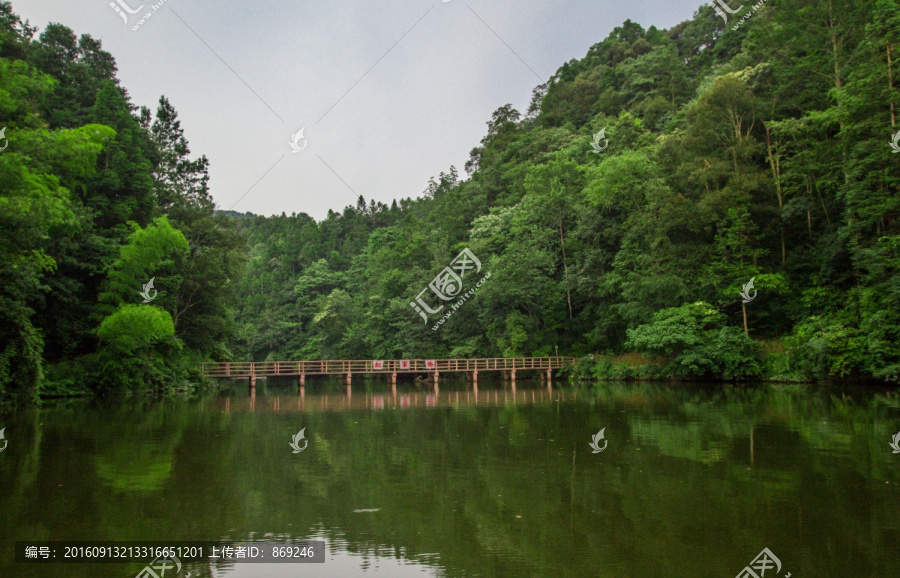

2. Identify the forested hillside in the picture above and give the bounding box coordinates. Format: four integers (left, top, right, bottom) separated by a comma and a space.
231, 0, 900, 383
1, 0, 898, 403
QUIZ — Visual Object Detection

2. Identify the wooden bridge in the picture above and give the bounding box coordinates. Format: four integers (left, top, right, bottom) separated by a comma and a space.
201, 357, 576, 389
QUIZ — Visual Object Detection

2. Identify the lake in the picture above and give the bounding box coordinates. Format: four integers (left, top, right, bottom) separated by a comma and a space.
2, 379, 900, 577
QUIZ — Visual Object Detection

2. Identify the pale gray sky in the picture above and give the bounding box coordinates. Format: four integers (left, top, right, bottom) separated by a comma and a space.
11, 0, 704, 219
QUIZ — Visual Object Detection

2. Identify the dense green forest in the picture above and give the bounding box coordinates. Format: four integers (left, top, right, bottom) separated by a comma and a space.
1, 0, 898, 402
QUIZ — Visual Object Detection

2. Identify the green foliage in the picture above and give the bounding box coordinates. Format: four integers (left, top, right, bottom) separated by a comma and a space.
98, 216, 189, 311
96, 305, 176, 354
626, 302, 763, 380
787, 309, 870, 382
93, 305, 182, 393
0, 51, 116, 400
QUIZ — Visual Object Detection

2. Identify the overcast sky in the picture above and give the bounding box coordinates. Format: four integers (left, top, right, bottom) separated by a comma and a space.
11, 0, 704, 220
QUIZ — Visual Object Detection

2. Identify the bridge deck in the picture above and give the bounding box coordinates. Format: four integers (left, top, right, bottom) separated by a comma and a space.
202, 357, 576, 378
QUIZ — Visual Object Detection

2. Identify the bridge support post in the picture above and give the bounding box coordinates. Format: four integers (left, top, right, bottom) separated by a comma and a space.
390, 372, 397, 385
298, 374, 305, 387
344, 372, 352, 385
472, 370, 478, 386
546, 368, 553, 389
249, 375, 256, 393
433, 371, 439, 385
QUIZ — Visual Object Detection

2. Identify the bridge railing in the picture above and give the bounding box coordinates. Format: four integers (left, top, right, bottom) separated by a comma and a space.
201, 357, 577, 378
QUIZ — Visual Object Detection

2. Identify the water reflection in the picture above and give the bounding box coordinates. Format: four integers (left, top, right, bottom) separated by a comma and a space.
212, 387, 572, 414
1, 381, 900, 577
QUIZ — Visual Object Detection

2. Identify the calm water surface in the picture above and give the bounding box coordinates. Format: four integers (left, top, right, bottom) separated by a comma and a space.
2, 379, 900, 577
